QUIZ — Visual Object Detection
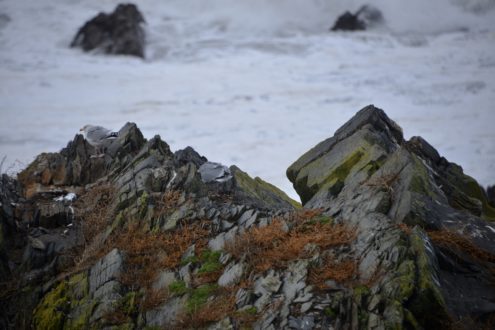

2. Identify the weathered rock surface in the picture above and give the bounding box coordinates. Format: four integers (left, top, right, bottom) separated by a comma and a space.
331, 5, 384, 31
70, 3, 146, 58
288, 105, 495, 328
1, 106, 494, 329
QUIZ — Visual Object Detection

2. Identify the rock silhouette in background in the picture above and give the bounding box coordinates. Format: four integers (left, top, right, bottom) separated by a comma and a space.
70, 3, 146, 58
331, 5, 384, 31
1, 106, 495, 329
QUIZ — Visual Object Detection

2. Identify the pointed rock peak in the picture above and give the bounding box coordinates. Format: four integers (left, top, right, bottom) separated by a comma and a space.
287, 105, 403, 204
334, 105, 403, 144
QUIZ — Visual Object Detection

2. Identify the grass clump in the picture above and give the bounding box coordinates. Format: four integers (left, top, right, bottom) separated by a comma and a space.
177, 286, 236, 329
308, 259, 357, 290
169, 281, 188, 296
186, 284, 219, 313
427, 229, 495, 264
226, 209, 355, 273
198, 250, 222, 274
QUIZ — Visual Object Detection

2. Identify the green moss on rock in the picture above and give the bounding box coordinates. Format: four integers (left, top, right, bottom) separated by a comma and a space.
324, 307, 337, 319
395, 260, 415, 301
137, 191, 150, 219
295, 148, 367, 204
32, 272, 96, 330
408, 155, 437, 199
33, 281, 69, 330
458, 175, 495, 221
186, 284, 218, 313
408, 229, 451, 328
232, 166, 301, 208
168, 280, 188, 296
198, 250, 222, 274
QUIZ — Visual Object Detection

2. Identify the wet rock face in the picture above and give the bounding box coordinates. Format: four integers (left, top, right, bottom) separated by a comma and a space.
70, 3, 146, 58
331, 5, 384, 31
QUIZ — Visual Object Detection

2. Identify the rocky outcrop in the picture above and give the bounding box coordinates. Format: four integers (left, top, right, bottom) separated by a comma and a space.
288, 105, 495, 328
331, 5, 384, 31
1, 106, 494, 329
70, 3, 146, 58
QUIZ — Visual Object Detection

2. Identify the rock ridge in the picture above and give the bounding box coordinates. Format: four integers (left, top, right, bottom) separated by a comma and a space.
0, 105, 494, 329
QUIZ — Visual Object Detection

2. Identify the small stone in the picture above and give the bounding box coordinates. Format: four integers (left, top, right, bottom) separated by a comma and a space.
29, 237, 46, 250
288, 316, 315, 330
179, 264, 192, 287
218, 262, 244, 287
198, 162, 233, 183
301, 301, 312, 313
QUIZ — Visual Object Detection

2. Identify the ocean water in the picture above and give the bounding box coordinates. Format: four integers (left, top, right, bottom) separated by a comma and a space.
0, 0, 494, 200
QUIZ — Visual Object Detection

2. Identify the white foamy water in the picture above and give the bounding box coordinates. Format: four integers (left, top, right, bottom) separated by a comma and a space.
1, 0, 494, 200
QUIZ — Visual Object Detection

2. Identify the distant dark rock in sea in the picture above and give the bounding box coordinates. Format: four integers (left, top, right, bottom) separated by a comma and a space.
70, 3, 145, 58
331, 5, 384, 31
1, 106, 494, 329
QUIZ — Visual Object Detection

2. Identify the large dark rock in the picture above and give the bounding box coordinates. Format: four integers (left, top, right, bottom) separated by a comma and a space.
331, 4, 384, 31
71, 3, 146, 58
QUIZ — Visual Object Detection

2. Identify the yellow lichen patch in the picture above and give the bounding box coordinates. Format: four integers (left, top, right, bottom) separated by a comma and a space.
33, 281, 69, 330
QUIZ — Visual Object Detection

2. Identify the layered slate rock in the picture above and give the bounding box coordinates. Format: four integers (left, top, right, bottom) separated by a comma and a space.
3, 108, 495, 329
2, 121, 299, 328
288, 105, 495, 328
70, 3, 146, 58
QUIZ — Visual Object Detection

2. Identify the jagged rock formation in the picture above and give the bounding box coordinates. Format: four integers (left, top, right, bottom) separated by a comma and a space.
70, 3, 146, 58
287, 105, 495, 328
1, 105, 494, 329
331, 5, 384, 31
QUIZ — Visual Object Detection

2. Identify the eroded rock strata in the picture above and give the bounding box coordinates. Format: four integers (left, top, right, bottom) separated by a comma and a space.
1, 105, 494, 329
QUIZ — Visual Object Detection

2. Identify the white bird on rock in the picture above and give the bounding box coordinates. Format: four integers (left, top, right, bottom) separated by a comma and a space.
79, 125, 118, 158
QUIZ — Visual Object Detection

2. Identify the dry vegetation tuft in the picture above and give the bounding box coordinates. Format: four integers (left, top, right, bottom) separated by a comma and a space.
154, 190, 183, 219
398, 223, 495, 265
72, 184, 213, 311
115, 221, 210, 289
70, 184, 117, 272
76, 184, 116, 244
308, 259, 357, 290
226, 210, 356, 273
427, 229, 495, 264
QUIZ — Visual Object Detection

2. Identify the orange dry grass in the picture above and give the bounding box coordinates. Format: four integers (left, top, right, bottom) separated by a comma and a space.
427, 229, 495, 264
226, 216, 355, 272
75, 184, 116, 244
194, 270, 223, 286
154, 190, 182, 218
397, 223, 413, 235
140, 288, 169, 311
70, 184, 117, 272
115, 222, 210, 289
308, 259, 357, 290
